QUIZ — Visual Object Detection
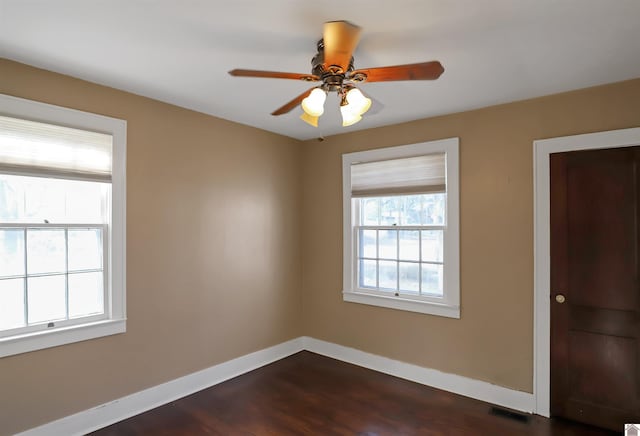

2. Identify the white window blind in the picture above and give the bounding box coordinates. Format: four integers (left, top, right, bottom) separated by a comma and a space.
350, 153, 445, 197
0, 115, 112, 182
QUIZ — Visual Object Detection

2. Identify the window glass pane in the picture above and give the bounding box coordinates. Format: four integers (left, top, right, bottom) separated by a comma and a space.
65, 183, 106, 224
24, 180, 67, 223
27, 275, 66, 324
380, 197, 400, 225
378, 230, 397, 260
0, 229, 25, 277
0, 174, 106, 224
358, 259, 377, 289
69, 272, 103, 318
379, 260, 397, 291
0, 278, 25, 330
360, 198, 379, 226
68, 229, 102, 271
421, 193, 446, 225
399, 262, 420, 294
400, 195, 422, 225
399, 230, 419, 261
0, 175, 23, 222
422, 263, 444, 297
27, 229, 66, 274
421, 230, 443, 262
358, 229, 377, 259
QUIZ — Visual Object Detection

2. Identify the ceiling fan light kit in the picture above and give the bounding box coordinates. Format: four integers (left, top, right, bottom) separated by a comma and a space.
228, 21, 444, 128
300, 111, 319, 127
341, 87, 371, 121
301, 88, 327, 117
340, 105, 362, 127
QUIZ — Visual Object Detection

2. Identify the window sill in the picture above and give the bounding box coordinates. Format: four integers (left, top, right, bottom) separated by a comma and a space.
343, 290, 460, 318
0, 318, 126, 358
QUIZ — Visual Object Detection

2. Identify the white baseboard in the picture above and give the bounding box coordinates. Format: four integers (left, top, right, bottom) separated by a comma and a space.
17, 337, 305, 436
18, 336, 535, 435
302, 336, 535, 414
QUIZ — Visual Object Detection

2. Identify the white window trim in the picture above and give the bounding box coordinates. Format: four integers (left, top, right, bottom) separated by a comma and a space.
342, 138, 460, 318
0, 94, 126, 358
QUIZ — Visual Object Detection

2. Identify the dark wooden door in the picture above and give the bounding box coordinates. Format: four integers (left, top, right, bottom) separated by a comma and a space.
550, 147, 640, 430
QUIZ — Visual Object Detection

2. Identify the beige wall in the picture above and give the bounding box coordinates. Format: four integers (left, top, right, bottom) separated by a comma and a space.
300, 78, 640, 393
0, 59, 302, 435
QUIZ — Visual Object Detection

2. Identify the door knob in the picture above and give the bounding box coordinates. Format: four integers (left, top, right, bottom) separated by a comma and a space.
555, 294, 566, 304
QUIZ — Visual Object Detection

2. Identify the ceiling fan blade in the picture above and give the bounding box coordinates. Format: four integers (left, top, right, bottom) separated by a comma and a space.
350, 61, 444, 83
229, 69, 319, 81
271, 87, 317, 116
323, 21, 362, 72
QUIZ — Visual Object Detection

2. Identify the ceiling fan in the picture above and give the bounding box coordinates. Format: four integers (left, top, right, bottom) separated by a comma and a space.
228, 20, 444, 128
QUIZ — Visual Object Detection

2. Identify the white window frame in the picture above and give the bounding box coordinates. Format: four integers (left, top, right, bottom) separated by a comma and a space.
0, 94, 126, 358
342, 138, 460, 318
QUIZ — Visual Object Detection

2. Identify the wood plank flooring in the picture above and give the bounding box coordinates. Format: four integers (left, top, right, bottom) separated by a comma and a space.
92, 351, 617, 435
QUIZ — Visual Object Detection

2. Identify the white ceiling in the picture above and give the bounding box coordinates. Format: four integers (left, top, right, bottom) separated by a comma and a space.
1, 1, 639, 140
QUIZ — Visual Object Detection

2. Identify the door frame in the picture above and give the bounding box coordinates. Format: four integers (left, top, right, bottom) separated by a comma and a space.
533, 126, 640, 417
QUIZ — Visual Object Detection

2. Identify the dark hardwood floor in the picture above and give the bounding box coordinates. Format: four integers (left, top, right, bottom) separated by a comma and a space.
92, 351, 617, 435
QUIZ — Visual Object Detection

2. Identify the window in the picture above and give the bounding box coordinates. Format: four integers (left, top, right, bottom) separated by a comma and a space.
0, 94, 126, 357
342, 138, 459, 318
